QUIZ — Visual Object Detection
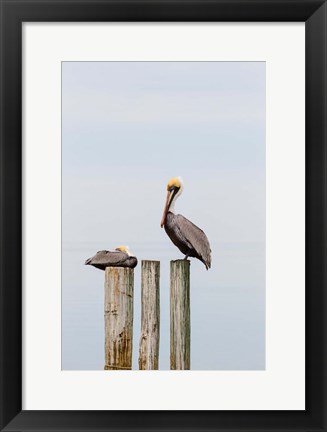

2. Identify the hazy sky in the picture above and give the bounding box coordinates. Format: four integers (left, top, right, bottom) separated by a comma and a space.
62, 62, 265, 370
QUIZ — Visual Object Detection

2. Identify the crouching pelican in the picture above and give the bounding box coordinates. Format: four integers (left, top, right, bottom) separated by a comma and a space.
85, 246, 138, 270
161, 177, 211, 270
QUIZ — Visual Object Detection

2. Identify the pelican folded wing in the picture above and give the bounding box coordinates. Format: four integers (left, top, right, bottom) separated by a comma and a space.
85, 250, 131, 270
175, 214, 212, 270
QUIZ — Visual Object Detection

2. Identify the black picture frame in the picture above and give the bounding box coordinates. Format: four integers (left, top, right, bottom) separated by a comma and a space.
1, 1, 326, 431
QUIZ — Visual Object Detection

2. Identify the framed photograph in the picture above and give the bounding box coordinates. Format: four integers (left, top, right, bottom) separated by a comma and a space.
0, 1, 326, 431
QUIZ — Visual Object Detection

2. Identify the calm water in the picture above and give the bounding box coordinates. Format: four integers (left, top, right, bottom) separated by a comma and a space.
62, 241, 265, 370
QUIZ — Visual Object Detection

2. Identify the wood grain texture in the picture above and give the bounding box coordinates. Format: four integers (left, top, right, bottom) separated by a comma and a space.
104, 267, 134, 370
139, 260, 160, 370
170, 260, 190, 370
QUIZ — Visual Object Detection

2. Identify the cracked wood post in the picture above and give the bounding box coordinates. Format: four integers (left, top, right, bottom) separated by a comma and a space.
139, 260, 160, 370
104, 267, 134, 370
170, 259, 190, 370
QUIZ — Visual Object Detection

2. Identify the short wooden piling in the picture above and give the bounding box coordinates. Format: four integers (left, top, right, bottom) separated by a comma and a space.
139, 260, 160, 370
104, 267, 134, 370
170, 259, 190, 370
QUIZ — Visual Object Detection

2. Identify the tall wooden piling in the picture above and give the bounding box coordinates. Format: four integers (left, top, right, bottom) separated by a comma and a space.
104, 267, 134, 370
170, 259, 190, 370
139, 260, 160, 370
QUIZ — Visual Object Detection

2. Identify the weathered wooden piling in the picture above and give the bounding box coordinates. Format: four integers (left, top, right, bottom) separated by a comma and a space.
104, 267, 134, 370
139, 260, 160, 370
170, 259, 190, 370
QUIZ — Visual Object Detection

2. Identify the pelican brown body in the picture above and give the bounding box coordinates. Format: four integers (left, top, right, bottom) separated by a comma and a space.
85, 246, 138, 270
161, 177, 211, 270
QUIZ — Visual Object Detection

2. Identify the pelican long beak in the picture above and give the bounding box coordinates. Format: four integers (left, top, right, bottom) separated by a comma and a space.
161, 190, 173, 228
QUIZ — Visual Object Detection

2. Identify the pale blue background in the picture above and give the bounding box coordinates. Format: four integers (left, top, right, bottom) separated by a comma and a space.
62, 62, 265, 370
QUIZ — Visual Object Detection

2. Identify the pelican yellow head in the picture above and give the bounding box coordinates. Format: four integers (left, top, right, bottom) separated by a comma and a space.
167, 176, 182, 191
115, 245, 131, 255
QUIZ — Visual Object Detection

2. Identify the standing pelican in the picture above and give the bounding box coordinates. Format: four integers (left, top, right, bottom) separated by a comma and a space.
161, 177, 211, 270
85, 246, 138, 270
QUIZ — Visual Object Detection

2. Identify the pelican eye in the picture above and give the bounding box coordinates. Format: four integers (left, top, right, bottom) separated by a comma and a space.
168, 185, 180, 192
